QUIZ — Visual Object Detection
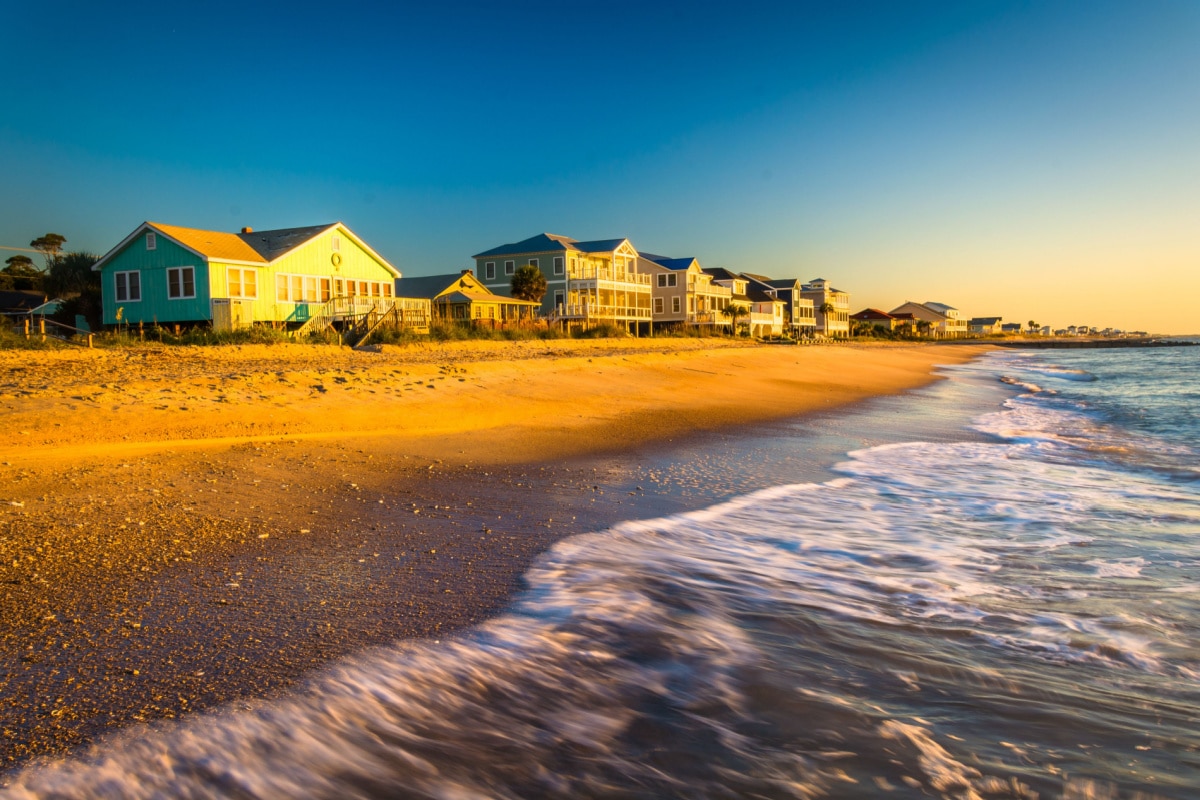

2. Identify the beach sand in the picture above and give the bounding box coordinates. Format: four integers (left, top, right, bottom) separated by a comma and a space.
0, 338, 988, 769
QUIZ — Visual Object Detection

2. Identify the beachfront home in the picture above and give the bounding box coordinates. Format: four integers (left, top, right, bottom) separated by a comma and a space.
800, 279, 851, 338
91, 222, 427, 333
744, 275, 816, 338
851, 308, 900, 332
472, 233, 652, 333
969, 316, 1003, 335
637, 255, 733, 331
394, 270, 540, 324
702, 268, 755, 333
1001, 322, 1024, 334
889, 301, 968, 338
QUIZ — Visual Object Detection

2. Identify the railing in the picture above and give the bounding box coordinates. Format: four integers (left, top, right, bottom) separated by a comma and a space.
294, 296, 431, 340
554, 302, 652, 320
567, 267, 652, 285
15, 317, 94, 347
688, 311, 727, 325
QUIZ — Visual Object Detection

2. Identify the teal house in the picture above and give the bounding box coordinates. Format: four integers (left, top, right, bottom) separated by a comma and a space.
91, 221, 404, 329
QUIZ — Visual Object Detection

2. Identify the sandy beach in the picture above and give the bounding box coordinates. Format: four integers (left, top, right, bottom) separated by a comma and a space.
0, 338, 988, 770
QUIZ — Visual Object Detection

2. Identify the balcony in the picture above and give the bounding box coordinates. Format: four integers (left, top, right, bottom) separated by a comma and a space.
688, 311, 727, 325
568, 266, 652, 286
554, 302, 652, 321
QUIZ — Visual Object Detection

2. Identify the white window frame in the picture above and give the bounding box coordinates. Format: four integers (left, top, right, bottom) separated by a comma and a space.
553, 289, 564, 309
672, 296, 681, 314
146, 232, 156, 251
668, 274, 677, 287
657, 273, 667, 288
114, 270, 141, 303
227, 267, 258, 299
654, 297, 664, 314
167, 266, 195, 300
553, 256, 564, 275
485, 261, 495, 280
504, 260, 515, 276
331, 236, 341, 252
528, 258, 539, 268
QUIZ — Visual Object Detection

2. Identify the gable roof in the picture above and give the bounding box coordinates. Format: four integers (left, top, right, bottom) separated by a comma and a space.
703, 267, 743, 282
924, 301, 957, 314
92, 221, 400, 277
395, 273, 480, 300
851, 308, 896, 320
970, 316, 1003, 325
0, 289, 47, 311
472, 233, 633, 258
649, 256, 697, 271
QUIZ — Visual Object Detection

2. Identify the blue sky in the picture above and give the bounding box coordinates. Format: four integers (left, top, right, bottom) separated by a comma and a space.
3, 0, 1197, 331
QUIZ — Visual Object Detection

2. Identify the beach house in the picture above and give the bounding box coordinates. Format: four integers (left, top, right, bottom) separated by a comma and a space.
394, 270, 540, 324
743, 275, 816, 338
889, 301, 968, 338
637, 255, 732, 331
851, 308, 901, 332
472, 233, 652, 332
91, 222, 426, 333
969, 316, 1003, 335
800, 279, 851, 338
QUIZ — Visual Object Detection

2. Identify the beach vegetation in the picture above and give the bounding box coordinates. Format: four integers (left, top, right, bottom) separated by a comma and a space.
721, 303, 750, 336
510, 264, 548, 303
571, 323, 627, 339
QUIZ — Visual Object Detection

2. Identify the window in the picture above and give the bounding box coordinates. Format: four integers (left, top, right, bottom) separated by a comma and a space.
485, 261, 495, 280
382, 283, 392, 298
227, 268, 257, 299
167, 267, 195, 299
667, 274, 677, 287
672, 297, 681, 314
654, 297, 664, 314
656, 273, 677, 288
358, 281, 368, 295
276, 274, 289, 302
528, 258, 539, 268
553, 256, 564, 275
657, 274, 666, 288
554, 290, 564, 308
320, 278, 332, 302
331, 236, 341, 252
333, 278, 345, 297
146, 232, 156, 251
115, 271, 141, 302
504, 260, 515, 276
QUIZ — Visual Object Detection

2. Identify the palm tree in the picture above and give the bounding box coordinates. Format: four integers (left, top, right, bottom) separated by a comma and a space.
1027, 319, 1039, 335
721, 303, 749, 336
916, 320, 933, 338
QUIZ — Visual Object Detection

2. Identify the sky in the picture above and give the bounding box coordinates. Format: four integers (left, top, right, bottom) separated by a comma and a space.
2, 0, 1197, 333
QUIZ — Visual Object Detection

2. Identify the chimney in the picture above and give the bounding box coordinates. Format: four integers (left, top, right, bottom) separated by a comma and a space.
461, 268, 473, 275
241, 227, 253, 234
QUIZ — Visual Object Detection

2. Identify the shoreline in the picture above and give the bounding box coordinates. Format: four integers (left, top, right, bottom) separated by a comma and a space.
0, 339, 991, 770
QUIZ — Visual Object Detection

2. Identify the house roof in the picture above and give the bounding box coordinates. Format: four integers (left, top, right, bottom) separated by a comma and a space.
890, 312, 917, 321
91, 221, 400, 277
0, 290, 47, 311
851, 308, 896, 320
924, 301, 957, 314
650, 256, 697, 271
149, 222, 337, 263
703, 267, 742, 282
395, 273, 479, 300
473, 233, 632, 258
437, 290, 539, 306
745, 283, 780, 303
763, 278, 800, 290
970, 316, 1003, 325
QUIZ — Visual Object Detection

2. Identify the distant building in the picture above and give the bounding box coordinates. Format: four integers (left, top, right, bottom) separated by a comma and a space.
968, 316, 1003, 335
1001, 322, 1024, 334
889, 301, 968, 338
850, 308, 900, 332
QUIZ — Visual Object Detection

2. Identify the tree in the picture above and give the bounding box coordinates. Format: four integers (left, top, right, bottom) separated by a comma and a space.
43, 251, 98, 297
817, 301, 836, 334
1, 254, 43, 291
721, 302, 749, 336
30, 233, 67, 270
1027, 320, 1039, 334
510, 263, 547, 304
916, 319, 933, 337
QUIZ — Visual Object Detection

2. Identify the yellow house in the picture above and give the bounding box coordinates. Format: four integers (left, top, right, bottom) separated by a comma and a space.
395, 270, 540, 323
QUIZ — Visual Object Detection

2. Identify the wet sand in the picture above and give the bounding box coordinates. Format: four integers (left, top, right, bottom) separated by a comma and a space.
0, 338, 989, 770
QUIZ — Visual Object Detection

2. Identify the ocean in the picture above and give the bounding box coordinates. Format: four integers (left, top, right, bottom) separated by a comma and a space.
4, 343, 1199, 799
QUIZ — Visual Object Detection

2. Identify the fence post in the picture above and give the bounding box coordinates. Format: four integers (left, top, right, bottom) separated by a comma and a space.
87, 333, 94, 348
39, 318, 46, 342
24, 318, 30, 339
